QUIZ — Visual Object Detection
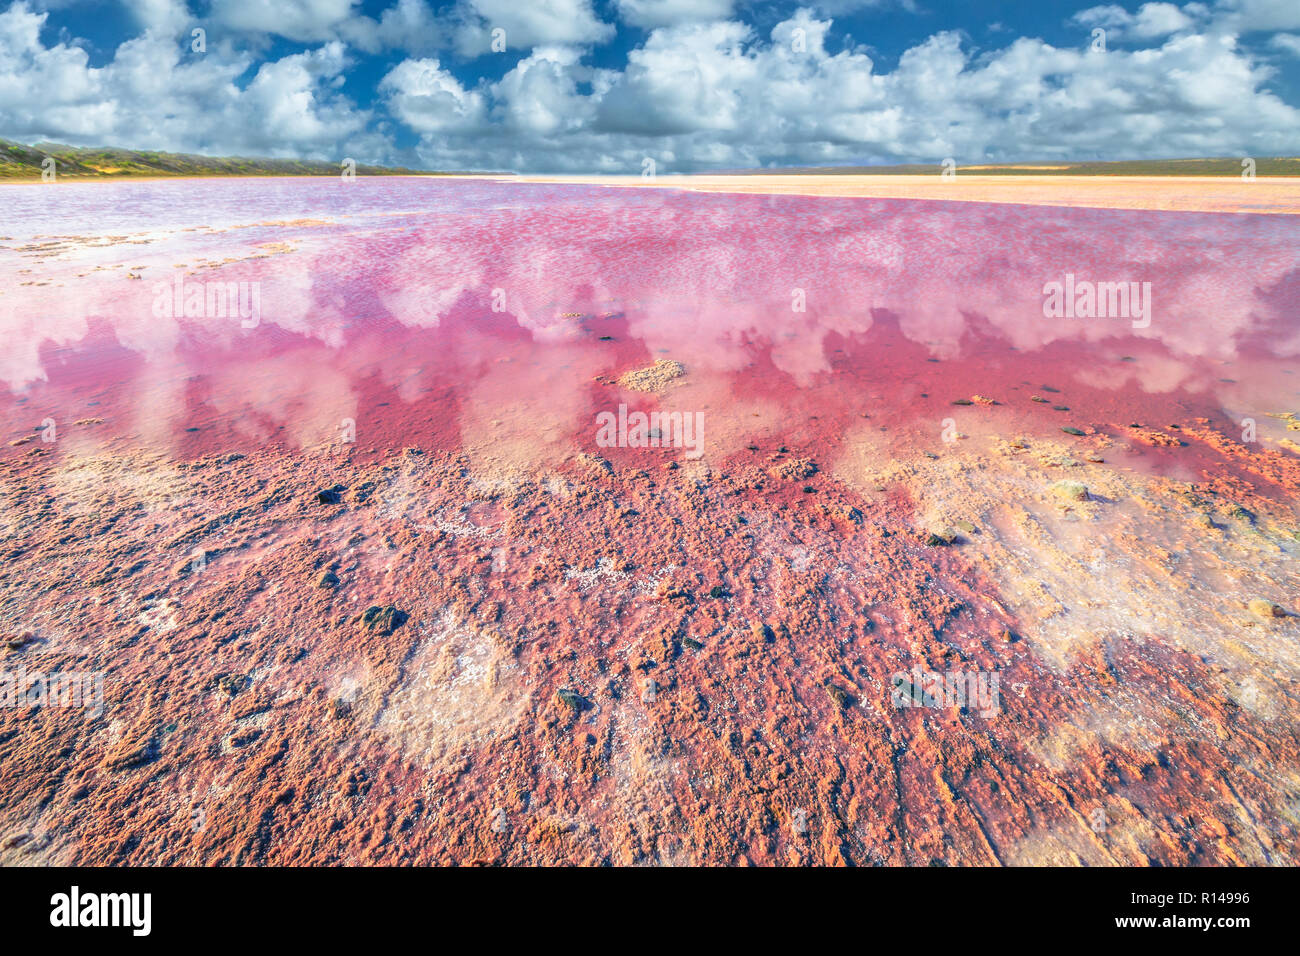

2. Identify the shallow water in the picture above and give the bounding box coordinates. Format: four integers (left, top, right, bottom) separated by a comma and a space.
2, 177, 1297, 469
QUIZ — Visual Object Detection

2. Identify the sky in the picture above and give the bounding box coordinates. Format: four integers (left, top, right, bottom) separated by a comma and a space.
0, 0, 1298, 172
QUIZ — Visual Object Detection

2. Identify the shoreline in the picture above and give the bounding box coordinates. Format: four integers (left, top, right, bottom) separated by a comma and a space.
3, 171, 1297, 214
470, 173, 1300, 215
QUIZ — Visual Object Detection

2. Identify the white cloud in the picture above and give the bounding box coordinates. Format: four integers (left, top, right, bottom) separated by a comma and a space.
1071, 3, 1199, 39
379, 57, 486, 132
596, 21, 758, 135
491, 47, 606, 134
1271, 32, 1300, 55
391, 8, 1298, 172
1211, 0, 1300, 32
342, 0, 447, 55
612, 0, 737, 30
452, 0, 614, 55
211, 0, 359, 44
2, 1, 1298, 173
0, 2, 380, 159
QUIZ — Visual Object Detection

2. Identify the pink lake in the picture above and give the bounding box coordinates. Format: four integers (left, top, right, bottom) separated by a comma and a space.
1, 176, 1298, 479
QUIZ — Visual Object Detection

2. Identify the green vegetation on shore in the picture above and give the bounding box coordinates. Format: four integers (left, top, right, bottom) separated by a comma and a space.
5, 139, 1297, 180
0, 139, 491, 180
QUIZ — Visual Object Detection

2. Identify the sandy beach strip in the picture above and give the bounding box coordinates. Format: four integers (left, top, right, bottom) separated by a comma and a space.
452, 173, 1300, 215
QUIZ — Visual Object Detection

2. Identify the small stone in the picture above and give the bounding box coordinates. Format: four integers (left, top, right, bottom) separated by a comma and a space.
952, 398, 974, 406
317, 487, 343, 504
5, 632, 34, 651
682, 637, 704, 651
1061, 427, 1086, 436
826, 684, 853, 708
708, 585, 726, 598
557, 688, 586, 710
214, 674, 248, 696
1248, 599, 1285, 619
954, 519, 976, 534
316, 569, 340, 588
925, 527, 959, 546
358, 605, 408, 634
1051, 480, 1089, 501
617, 358, 685, 392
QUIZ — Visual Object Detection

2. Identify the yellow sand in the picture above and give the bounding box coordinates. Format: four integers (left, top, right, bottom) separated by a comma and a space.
447, 174, 1300, 215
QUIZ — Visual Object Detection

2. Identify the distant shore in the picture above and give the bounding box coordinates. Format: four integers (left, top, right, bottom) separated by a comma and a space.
475, 173, 1300, 215
4, 168, 1297, 215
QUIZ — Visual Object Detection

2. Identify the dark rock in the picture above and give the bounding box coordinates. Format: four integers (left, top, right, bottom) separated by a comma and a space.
214, 674, 248, 696
557, 688, 587, 711
5, 632, 34, 651
826, 684, 854, 708
925, 527, 958, 546
359, 605, 408, 635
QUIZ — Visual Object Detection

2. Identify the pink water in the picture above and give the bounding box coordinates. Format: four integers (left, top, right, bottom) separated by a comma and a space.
2, 177, 1297, 471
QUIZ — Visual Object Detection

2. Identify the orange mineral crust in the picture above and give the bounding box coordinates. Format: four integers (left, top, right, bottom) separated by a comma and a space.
0, 430, 1297, 865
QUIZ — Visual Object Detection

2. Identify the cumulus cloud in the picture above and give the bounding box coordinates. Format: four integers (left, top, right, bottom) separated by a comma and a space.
341, 0, 447, 55
379, 57, 486, 132
388, 8, 1300, 172
2, 1, 1298, 173
1071, 3, 1199, 39
1211, 0, 1300, 32
212, 0, 359, 44
612, 0, 738, 30
0, 2, 379, 159
452, 0, 614, 55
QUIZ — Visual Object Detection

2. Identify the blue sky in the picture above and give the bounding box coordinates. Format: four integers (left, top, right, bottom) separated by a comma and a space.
2, 0, 1298, 171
